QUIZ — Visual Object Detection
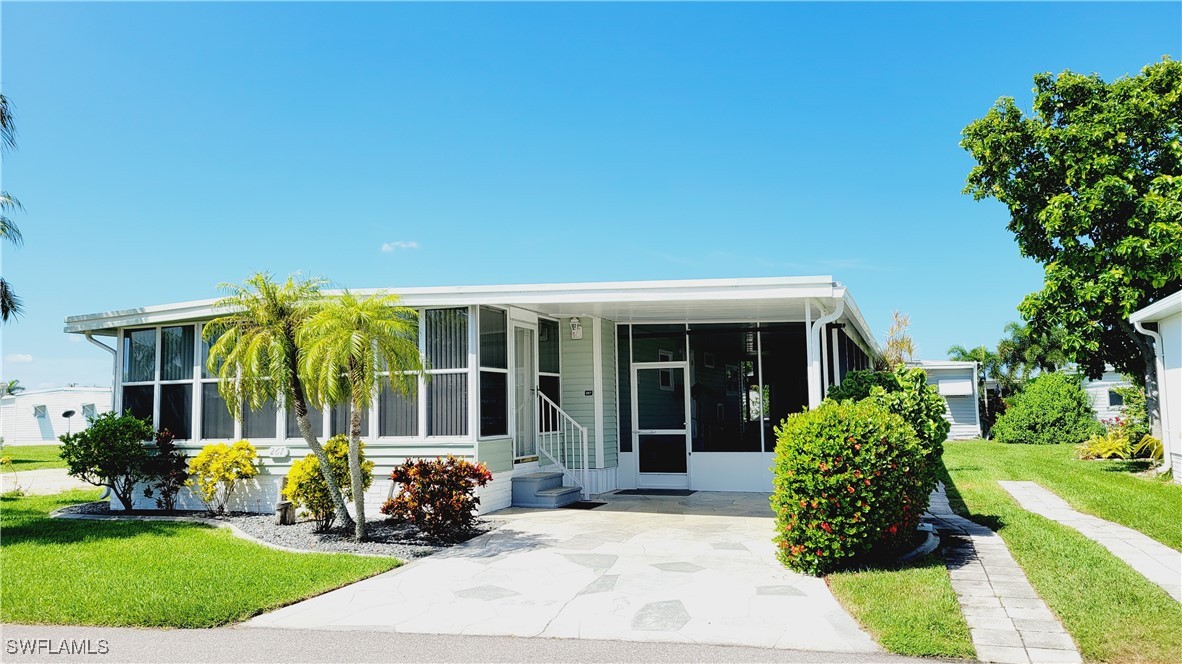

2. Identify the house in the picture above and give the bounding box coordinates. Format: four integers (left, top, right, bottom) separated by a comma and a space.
1079, 368, 1131, 422
1130, 291, 1182, 484
0, 386, 112, 445
63, 276, 879, 512
911, 360, 982, 440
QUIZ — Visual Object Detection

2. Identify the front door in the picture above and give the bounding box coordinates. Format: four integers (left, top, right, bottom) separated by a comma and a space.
513, 326, 537, 460
633, 364, 690, 489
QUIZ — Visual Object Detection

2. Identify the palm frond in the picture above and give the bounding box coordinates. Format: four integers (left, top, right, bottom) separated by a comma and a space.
0, 94, 15, 151
0, 278, 23, 322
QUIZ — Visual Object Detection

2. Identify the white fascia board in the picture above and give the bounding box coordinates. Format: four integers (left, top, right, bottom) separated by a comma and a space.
64, 276, 840, 334
837, 289, 881, 357
913, 360, 978, 370
1130, 290, 1182, 324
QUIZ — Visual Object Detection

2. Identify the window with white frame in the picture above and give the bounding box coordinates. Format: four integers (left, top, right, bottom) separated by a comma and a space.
81, 403, 96, 420
658, 349, 674, 390
33, 404, 47, 418
424, 308, 469, 436
120, 325, 196, 439
478, 306, 508, 437
198, 330, 235, 440
537, 318, 561, 406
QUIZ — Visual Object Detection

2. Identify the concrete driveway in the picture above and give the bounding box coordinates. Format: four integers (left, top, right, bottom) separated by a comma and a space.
246, 492, 879, 653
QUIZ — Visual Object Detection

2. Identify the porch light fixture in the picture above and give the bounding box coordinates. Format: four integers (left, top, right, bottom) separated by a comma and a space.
569, 317, 583, 340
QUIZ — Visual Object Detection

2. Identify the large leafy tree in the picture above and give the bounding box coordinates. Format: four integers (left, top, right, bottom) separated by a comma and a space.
203, 273, 353, 528
1, 93, 24, 322
299, 291, 423, 541
962, 58, 1182, 429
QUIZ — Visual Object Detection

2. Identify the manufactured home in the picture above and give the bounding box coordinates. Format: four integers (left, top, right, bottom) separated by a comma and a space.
63, 276, 878, 512
910, 360, 982, 440
1, 387, 112, 445
1130, 291, 1182, 483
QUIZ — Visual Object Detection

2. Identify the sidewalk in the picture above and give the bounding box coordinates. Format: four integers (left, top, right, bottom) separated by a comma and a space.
999, 480, 1182, 602
1, 468, 92, 495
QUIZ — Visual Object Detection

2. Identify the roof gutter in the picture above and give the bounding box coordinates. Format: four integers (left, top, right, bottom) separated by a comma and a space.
1132, 319, 1171, 472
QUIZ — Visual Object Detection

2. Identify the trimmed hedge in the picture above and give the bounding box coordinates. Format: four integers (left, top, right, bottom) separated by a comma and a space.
772, 399, 924, 575
991, 373, 1103, 445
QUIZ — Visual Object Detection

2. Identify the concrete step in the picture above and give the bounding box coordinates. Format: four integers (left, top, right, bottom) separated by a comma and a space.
511, 471, 581, 508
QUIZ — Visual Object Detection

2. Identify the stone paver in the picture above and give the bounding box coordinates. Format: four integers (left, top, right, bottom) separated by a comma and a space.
0, 467, 91, 495
247, 492, 879, 653
926, 484, 1081, 664
999, 480, 1182, 602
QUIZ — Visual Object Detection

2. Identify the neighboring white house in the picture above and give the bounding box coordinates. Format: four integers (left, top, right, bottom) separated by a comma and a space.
0, 387, 113, 445
1130, 290, 1182, 484
912, 360, 982, 440
63, 276, 880, 512
1079, 368, 1132, 422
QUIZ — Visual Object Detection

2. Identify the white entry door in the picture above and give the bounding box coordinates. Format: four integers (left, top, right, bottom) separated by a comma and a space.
513, 326, 537, 460
632, 363, 690, 489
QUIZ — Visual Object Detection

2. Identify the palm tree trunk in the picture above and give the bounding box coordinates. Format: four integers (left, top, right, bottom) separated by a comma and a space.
349, 397, 366, 542
287, 353, 354, 529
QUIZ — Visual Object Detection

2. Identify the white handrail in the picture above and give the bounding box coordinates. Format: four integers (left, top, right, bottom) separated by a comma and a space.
536, 391, 589, 500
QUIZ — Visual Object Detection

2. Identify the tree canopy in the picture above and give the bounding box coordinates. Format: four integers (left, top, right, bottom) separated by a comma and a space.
961, 58, 1182, 388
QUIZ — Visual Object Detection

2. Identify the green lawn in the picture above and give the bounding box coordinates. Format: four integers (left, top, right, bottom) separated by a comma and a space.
943, 441, 1182, 663
828, 554, 974, 658
1, 444, 67, 471
0, 490, 400, 627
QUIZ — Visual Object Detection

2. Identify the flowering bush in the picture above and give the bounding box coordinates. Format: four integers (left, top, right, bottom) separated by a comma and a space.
284, 435, 373, 531
772, 399, 924, 575
143, 429, 189, 512
827, 366, 950, 499
186, 440, 259, 515
380, 455, 492, 541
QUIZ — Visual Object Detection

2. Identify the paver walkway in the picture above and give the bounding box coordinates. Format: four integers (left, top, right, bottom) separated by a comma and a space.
0, 468, 91, 495
926, 484, 1081, 664
247, 492, 879, 653
999, 480, 1182, 602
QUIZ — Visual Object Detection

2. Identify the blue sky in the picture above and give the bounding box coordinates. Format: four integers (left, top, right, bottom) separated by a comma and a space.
2, 2, 1179, 389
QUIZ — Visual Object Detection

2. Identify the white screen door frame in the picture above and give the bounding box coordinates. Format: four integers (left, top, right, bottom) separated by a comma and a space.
511, 324, 538, 461
631, 362, 691, 489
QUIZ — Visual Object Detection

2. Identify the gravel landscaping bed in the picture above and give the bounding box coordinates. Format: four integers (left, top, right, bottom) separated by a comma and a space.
55, 500, 498, 559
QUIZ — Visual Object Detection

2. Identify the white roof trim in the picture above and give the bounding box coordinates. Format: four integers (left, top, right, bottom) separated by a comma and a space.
1130, 290, 1182, 324
912, 360, 978, 370
62, 275, 879, 353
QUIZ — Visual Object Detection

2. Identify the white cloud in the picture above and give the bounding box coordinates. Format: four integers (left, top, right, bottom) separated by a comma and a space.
381, 240, 420, 253
4, 353, 33, 363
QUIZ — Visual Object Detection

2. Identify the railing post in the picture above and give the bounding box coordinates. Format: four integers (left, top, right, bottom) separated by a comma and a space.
581, 425, 589, 500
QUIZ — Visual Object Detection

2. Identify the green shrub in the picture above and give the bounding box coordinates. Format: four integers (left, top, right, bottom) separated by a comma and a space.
772, 399, 924, 576
991, 373, 1103, 445
1111, 383, 1150, 445
827, 366, 951, 497
284, 435, 373, 531
59, 412, 154, 510
186, 440, 259, 515
380, 455, 493, 541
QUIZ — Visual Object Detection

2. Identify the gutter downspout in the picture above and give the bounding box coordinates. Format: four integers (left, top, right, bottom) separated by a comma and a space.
1132, 320, 1171, 473
84, 332, 117, 502
808, 296, 845, 407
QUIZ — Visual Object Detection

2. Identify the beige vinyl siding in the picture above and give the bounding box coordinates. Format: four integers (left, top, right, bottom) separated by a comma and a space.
600, 318, 618, 468
559, 316, 597, 467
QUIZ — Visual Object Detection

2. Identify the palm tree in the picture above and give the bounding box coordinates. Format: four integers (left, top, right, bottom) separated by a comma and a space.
1, 94, 23, 323
2, 379, 25, 396
203, 273, 353, 528
299, 291, 423, 541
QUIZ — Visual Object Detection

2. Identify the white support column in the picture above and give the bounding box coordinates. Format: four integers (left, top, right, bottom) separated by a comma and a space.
592, 317, 605, 470
832, 328, 842, 387
820, 322, 830, 394
805, 301, 822, 408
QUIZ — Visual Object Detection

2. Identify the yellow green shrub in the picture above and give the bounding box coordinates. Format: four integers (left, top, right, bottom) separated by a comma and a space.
283, 435, 373, 531
187, 440, 259, 514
